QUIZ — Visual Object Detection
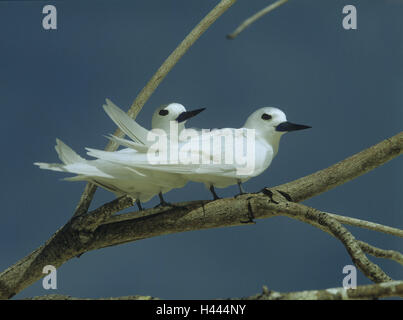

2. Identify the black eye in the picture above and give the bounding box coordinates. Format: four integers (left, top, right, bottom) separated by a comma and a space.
159, 109, 169, 116
261, 113, 272, 120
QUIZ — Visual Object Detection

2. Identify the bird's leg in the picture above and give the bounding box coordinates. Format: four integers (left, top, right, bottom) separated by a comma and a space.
136, 199, 144, 211
154, 192, 181, 209
237, 180, 246, 195
209, 185, 220, 200
156, 192, 172, 207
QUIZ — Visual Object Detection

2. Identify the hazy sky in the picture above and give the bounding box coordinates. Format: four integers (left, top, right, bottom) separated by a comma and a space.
0, 0, 402, 299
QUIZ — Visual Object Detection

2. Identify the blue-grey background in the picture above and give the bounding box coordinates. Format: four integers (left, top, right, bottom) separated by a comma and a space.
0, 0, 402, 299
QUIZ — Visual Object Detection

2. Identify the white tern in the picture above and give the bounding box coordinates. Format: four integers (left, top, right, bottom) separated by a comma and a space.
103, 107, 311, 199
34, 99, 205, 209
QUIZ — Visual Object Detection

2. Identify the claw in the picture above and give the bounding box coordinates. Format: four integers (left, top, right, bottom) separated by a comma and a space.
155, 192, 179, 208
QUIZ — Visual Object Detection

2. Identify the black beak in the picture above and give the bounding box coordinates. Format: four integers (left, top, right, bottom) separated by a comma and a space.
276, 121, 311, 132
175, 108, 206, 123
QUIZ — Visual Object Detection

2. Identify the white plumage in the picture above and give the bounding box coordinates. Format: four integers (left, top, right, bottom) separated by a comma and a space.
100, 106, 311, 199
34, 99, 205, 208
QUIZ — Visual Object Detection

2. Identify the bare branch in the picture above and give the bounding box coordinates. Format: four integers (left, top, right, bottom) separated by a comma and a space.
102, 203, 403, 267
1, 132, 401, 299
71, 196, 134, 233
325, 212, 403, 238
246, 280, 403, 300
275, 132, 403, 202
74, 194, 392, 283
26, 294, 158, 300
125, 0, 237, 121
274, 202, 392, 282
285, 214, 403, 267
26, 281, 403, 300
227, 0, 289, 39
357, 241, 403, 267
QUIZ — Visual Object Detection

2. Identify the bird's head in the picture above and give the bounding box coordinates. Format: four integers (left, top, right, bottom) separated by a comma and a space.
152, 103, 205, 132
244, 107, 311, 141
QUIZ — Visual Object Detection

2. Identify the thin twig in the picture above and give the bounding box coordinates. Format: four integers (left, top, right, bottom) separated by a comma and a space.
274, 202, 392, 283
325, 212, 403, 237
287, 212, 403, 267
227, 0, 289, 39
357, 241, 403, 267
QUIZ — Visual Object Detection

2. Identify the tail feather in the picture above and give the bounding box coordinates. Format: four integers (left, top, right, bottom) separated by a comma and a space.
35, 139, 114, 178
34, 162, 67, 172
63, 175, 88, 182
54, 139, 85, 165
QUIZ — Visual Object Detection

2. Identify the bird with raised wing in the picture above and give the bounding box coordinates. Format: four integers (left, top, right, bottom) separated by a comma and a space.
35, 99, 205, 209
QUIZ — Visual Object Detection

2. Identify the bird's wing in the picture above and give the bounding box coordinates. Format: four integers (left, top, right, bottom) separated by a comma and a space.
113, 161, 238, 176
34, 161, 114, 178
106, 134, 149, 153
34, 139, 114, 178
87, 128, 250, 176
103, 98, 149, 145
85, 147, 147, 163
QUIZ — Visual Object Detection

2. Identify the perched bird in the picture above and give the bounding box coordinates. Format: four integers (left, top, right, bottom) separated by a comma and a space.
106, 107, 311, 199
34, 99, 205, 209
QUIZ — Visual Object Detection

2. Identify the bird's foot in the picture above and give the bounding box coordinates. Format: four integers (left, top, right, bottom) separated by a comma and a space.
155, 192, 181, 209
209, 185, 221, 200
236, 180, 247, 198
154, 200, 177, 208
136, 199, 144, 211
212, 194, 221, 200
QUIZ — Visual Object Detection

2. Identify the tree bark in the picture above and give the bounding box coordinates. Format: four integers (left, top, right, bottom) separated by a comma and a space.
0, 132, 401, 299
